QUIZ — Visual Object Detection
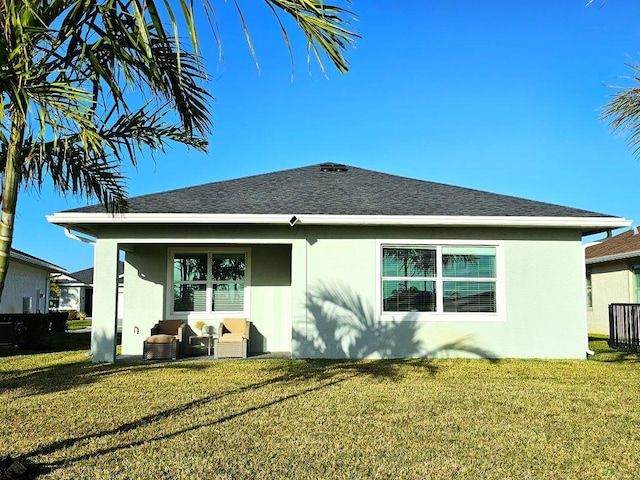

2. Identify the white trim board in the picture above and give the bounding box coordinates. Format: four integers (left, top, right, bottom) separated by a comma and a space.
48, 213, 630, 232
374, 239, 507, 323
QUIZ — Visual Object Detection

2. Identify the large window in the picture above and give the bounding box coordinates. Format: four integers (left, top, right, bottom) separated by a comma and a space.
381, 244, 497, 314
172, 250, 247, 314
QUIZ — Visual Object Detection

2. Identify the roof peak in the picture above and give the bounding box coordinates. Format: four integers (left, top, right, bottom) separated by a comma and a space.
60, 163, 620, 226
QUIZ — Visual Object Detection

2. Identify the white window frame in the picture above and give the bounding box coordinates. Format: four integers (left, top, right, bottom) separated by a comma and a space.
376, 239, 505, 322
630, 264, 640, 304
167, 247, 251, 320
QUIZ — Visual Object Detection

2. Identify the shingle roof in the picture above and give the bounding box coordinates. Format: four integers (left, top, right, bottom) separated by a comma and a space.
60, 267, 93, 285
10, 248, 66, 273
68, 164, 612, 218
586, 229, 640, 263
58, 261, 124, 285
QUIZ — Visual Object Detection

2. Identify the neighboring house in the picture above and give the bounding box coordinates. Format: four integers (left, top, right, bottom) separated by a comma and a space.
54, 262, 124, 318
0, 249, 66, 314
585, 229, 640, 335
47, 163, 630, 362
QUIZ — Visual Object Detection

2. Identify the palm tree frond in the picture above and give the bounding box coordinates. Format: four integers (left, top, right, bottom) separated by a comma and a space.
601, 64, 640, 159
265, 0, 359, 73
21, 137, 129, 213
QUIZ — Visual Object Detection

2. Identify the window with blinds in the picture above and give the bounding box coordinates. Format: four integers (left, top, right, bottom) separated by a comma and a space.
172, 251, 247, 314
382, 247, 437, 312
442, 246, 496, 313
382, 245, 497, 314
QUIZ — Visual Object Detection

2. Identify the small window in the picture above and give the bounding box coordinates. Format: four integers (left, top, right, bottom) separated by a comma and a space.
173, 253, 207, 312
382, 247, 436, 312
211, 253, 246, 312
442, 246, 496, 313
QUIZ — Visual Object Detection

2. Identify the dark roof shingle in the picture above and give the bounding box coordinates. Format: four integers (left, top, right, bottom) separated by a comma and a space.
59, 262, 124, 285
68, 164, 612, 218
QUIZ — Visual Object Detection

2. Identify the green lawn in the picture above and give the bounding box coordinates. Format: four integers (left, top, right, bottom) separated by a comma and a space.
1, 335, 639, 479
66, 319, 92, 331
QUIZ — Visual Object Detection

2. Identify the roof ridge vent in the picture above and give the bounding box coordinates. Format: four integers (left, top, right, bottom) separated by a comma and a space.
319, 162, 348, 172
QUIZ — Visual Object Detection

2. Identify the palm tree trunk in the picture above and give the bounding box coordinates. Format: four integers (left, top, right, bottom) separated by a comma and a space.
0, 117, 24, 300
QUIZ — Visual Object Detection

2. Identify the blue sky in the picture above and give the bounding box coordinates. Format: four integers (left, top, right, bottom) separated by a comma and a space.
16, 0, 640, 273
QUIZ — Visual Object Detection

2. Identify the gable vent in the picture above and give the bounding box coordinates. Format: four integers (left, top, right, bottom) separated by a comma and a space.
319, 162, 348, 172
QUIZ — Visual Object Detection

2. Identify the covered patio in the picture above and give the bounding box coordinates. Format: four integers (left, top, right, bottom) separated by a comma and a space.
85, 232, 303, 363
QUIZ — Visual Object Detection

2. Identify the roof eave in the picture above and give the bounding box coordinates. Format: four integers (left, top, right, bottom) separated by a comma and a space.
586, 250, 640, 265
10, 250, 67, 273
47, 213, 631, 233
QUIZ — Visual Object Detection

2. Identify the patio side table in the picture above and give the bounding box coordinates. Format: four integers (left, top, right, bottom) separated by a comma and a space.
189, 335, 217, 356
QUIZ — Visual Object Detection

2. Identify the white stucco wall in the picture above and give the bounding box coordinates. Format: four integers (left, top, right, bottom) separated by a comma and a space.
587, 260, 632, 335
0, 260, 50, 314
295, 226, 587, 359
90, 224, 589, 360
250, 244, 292, 354
92, 239, 120, 362
120, 245, 167, 355
58, 286, 82, 311
58, 284, 123, 319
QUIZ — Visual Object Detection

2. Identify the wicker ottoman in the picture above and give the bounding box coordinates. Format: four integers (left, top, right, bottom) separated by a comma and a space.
143, 334, 178, 360
216, 340, 246, 359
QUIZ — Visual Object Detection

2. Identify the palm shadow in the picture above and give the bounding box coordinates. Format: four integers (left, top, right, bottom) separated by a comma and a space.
294, 282, 499, 361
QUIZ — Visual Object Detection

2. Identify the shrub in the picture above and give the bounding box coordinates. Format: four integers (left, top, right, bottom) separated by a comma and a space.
49, 312, 69, 332
16, 314, 51, 349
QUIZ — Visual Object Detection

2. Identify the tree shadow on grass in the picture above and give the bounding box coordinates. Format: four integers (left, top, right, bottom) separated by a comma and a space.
0, 352, 229, 398
20, 352, 502, 477
0, 331, 92, 357
21, 359, 374, 475
0, 330, 134, 397
588, 335, 640, 363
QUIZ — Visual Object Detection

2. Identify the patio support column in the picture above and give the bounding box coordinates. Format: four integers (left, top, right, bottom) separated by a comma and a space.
290, 237, 308, 357
91, 239, 119, 363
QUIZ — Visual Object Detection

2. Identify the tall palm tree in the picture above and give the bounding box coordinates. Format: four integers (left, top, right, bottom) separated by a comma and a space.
0, 0, 357, 299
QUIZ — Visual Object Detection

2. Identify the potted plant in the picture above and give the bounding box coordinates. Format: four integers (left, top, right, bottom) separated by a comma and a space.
194, 320, 206, 335
202, 324, 217, 337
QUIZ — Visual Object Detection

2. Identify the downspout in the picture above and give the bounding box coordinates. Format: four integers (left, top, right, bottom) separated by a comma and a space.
64, 228, 96, 245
